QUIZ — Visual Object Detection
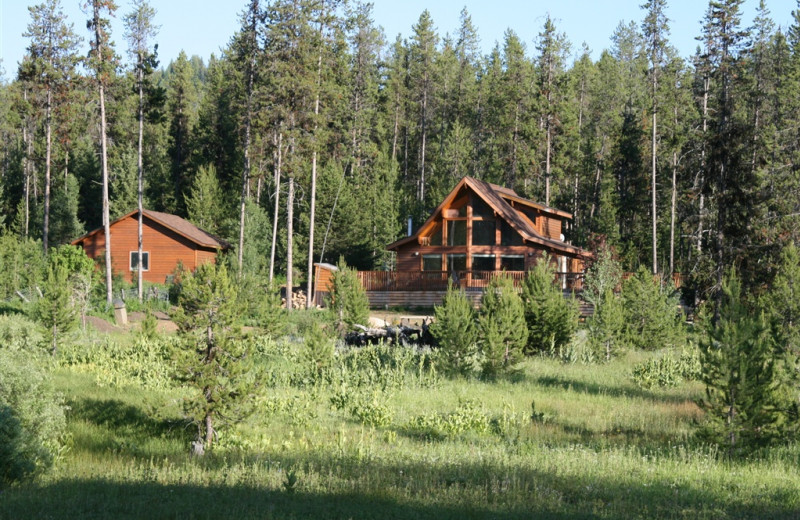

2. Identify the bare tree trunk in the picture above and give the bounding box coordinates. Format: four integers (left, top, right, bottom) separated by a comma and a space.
137, 70, 144, 302
43, 88, 52, 253
419, 82, 427, 203
286, 173, 294, 311
306, 38, 323, 309
670, 149, 677, 276
651, 108, 658, 275
94, 3, 113, 306
238, 34, 256, 279
269, 131, 282, 285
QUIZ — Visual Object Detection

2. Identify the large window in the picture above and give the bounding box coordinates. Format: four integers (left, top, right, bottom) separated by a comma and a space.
500, 255, 524, 271
130, 251, 150, 271
422, 254, 441, 271
471, 254, 495, 271
446, 220, 467, 246
447, 254, 466, 272
500, 221, 524, 246
429, 224, 442, 246
472, 219, 496, 246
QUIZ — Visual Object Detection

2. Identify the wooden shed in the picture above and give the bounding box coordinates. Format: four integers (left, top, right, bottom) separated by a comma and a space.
72, 209, 230, 284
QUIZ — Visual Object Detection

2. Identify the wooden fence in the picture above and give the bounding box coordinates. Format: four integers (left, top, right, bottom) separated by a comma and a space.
356, 270, 585, 292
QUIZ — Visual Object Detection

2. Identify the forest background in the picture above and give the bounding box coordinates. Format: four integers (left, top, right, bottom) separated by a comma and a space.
1, 0, 799, 300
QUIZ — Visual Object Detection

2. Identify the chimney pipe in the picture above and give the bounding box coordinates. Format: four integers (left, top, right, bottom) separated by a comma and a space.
407, 216, 413, 237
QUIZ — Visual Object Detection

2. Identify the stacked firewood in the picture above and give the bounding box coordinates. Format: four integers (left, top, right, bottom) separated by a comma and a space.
281, 290, 317, 309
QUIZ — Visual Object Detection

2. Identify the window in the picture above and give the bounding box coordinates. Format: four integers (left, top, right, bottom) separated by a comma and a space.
471, 254, 495, 271
472, 197, 493, 218
429, 224, 442, 246
422, 254, 442, 271
501, 220, 524, 246
446, 220, 467, 246
472, 219, 496, 245
447, 254, 466, 272
500, 255, 525, 271
130, 251, 150, 271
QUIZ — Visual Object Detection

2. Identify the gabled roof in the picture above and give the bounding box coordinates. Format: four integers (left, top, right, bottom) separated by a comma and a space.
72, 209, 230, 250
387, 176, 590, 259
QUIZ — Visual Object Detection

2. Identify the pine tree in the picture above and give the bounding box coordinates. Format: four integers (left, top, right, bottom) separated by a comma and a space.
622, 267, 684, 350
479, 275, 527, 377
430, 283, 478, 376
23, 0, 81, 254
698, 270, 785, 455
522, 254, 579, 354
185, 163, 224, 236
172, 262, 254, 454
327, 256, 369, 334
123, 0, 159, 301
35, 263, 76, 355
86, 0, 118, 306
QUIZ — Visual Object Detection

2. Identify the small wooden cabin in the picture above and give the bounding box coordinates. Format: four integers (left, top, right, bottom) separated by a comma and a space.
72, 210, 230, 284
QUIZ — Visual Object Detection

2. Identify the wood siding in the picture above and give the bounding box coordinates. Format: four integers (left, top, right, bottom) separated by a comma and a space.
78, 215, 218, 284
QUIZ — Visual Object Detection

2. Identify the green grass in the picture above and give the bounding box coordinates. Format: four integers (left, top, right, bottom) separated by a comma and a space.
2, 334, 799, 519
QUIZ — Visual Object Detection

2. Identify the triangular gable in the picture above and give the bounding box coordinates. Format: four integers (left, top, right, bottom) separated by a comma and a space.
387, 176, 590, 259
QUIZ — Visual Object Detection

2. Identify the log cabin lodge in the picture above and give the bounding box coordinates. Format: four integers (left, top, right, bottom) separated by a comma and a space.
316, 176, 593, 308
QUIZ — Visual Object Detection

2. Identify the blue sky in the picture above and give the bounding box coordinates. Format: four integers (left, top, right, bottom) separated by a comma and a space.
1, 0, 798, 80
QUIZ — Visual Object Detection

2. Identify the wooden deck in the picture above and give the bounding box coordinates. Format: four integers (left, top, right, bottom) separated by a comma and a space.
356, 270, 584, 292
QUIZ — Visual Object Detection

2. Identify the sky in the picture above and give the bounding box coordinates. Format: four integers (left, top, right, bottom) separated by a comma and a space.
1, 0, 798, 80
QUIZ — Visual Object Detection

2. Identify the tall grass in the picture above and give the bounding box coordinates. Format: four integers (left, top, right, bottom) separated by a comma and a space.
2, 332, 798, 519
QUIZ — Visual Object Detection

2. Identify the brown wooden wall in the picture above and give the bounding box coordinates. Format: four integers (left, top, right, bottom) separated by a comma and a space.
78, 215, 218, 284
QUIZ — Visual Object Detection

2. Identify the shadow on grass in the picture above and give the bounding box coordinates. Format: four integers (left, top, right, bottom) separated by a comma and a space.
68, 397, 192, 453
3, 449, 798, 520
530, 374, 694, 405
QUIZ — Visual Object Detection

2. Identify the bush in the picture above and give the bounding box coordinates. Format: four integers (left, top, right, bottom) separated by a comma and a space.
479, 275, 527, 377
430, 284, 478, 375
631, 347, 701, 389
0, 314, 43, 352
0, 350, 66, 487
622, 267, 684, 350
522, 254, 579, 354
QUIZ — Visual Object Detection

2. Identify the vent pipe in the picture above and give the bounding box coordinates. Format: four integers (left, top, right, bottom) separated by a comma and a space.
407, 217, 413, 237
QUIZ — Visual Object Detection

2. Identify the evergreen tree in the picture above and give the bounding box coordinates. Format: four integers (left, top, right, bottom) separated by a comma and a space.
479, 275, 527, 377
172, 262, 254, 454
430, 283, 478, 376
522, 254, 579, 354
35, 262, 76, 355
185, 163, 225, 236
165, 51, 198, 215
23, 0, 81, 253
622, 267, 684, 350
123, 0, 159, 301
698, 270, 785, 455
327, 256, 369, 333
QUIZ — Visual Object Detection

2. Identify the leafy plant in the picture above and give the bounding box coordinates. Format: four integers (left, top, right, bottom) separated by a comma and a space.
0, 350, 66, 487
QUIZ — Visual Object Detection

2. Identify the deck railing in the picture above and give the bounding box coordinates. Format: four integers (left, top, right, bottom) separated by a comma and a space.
356, 270, 585, 292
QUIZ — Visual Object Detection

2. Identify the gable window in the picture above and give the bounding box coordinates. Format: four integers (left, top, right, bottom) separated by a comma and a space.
130, 251, 150, 271
500, 221, 524, 246
446, 220, 467, 246
472, 219, 496, 246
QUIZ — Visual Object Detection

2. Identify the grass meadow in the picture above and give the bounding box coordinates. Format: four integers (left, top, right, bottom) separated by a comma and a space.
2, 326, 800, 520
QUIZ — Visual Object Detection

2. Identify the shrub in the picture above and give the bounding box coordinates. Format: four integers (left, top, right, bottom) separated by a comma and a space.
631, 346, 701, 389
622, 267, 684, 350
34, 263, 78, 355
0, 350, 66, 487
302, 321, 335, 382
430, 283, 478, 375
522, 254, 579, 354
0, 314, 43, 352
327, 257, 369, 333
479, 275, 527, 377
